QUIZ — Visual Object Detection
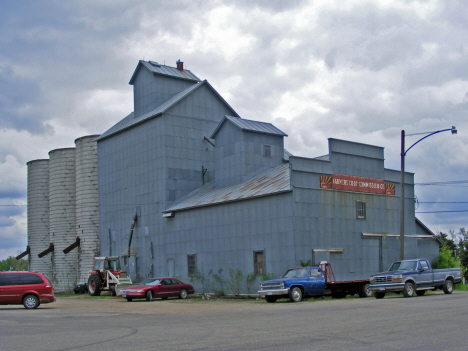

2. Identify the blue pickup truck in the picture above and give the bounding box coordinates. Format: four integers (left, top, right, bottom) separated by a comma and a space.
369, 258, 462, 299
258, 263, 372, 302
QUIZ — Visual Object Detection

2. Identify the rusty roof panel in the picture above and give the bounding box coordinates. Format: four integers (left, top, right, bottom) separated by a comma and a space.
165, 164, 291, 213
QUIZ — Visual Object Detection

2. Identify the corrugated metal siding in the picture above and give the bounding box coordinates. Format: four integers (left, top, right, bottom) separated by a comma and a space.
97, 82, 205, 141
165, 164, 291, 212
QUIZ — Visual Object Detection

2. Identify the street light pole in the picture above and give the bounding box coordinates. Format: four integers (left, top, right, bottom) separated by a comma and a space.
400, 130, 405, 260
399, 126, 457, 260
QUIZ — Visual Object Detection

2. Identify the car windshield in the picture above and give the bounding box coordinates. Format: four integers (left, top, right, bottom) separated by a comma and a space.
139, 279, 160, 286
389, 261, 418, 271
282, 268, 308, 278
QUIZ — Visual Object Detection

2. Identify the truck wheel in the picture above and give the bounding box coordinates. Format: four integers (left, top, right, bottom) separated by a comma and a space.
146, 290, 153, 301
402, 282, 415, 297
289, 287, 302, 302
358, 283, 373, 298
443, 280, 454, 294
265, 296, 277, 303
374, 292, 385, 299
23, 294, 40, 309
416, 290, 425, 296
88, 275, 102, 296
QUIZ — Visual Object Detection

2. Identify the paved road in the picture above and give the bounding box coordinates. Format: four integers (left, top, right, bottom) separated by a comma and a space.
1, 291, 467, 351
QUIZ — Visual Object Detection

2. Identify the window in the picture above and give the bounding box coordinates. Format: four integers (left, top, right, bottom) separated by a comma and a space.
263, 145, 271, 157
356, 201, 366, 219
0, 273, 20, 286
419, 260, 429, 270
254, 250, 265, 276
187, 254, 197, 276
19, 274, 44, 285
308, 268, 321, 278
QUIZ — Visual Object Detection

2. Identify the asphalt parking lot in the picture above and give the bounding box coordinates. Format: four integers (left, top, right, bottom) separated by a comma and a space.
1, 291, 468, 351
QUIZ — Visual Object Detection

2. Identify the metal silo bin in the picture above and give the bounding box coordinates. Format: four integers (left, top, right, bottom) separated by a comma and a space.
27, 159, 52, 276
49, 148, 77, 292
75, 135, 100, 284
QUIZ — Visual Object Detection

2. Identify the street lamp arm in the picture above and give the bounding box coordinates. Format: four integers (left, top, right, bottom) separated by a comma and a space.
404, 128, 454, 155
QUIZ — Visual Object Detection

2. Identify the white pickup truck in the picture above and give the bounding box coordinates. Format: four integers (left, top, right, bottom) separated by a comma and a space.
369, 258, 462, 299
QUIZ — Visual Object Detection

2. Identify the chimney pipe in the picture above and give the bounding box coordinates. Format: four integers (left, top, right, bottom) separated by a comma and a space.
176, 59, 184, 71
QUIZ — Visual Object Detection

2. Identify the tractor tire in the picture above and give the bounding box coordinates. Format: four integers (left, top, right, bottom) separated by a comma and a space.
126, 298, 132, 302
109, 285, 116, 296
88, 274, 102, 296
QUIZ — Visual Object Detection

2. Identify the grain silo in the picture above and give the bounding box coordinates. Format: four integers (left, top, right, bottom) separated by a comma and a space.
27, 159, 52, 275
75, 135, 100, 284
49, 148, 77, 292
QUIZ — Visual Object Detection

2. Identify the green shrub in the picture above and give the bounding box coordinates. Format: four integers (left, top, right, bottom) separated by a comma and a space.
432, 247, 461, 269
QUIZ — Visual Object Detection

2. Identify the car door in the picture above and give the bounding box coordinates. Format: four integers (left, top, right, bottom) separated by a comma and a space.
157, 279, 172, 297
307, 268, 326, 295
0, 273, 20, 304
169, 279, 181, 297
416, 260, 433, 287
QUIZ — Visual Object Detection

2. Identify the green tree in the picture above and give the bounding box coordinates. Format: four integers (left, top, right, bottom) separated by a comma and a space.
0, 256, 29, 271
432, 246, 460, 269
456, 228, 468, 279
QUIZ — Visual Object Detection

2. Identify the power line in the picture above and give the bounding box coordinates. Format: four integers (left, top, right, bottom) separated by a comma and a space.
416, 210, 468, 213
418, 202, 468, 204
415, 180, 468, 186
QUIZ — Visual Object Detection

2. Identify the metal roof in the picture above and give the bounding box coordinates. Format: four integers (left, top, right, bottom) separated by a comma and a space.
314, 154, 330, 161
129, 60, 201, 84
164, 164, 291, 213
211, 116, 288, 139
283, 149, 293, 161
97, 80, 239, 141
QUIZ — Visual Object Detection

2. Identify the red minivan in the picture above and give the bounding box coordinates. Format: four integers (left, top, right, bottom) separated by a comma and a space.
0, 271, 56, 309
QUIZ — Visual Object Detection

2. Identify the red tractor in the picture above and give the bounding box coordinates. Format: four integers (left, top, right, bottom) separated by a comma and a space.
88, 257, 132, 296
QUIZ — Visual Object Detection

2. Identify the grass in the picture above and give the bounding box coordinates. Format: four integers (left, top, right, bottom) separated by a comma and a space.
455, 283, 468, 291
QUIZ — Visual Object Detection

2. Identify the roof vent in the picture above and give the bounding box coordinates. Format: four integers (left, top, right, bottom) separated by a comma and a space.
176, 59, 184, 71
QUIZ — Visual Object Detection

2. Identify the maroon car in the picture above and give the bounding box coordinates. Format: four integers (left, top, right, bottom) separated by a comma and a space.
118, 277, 195, 301
0, 271, 56, 309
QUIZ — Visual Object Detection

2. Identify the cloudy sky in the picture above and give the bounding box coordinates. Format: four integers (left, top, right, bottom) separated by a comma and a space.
1, 0, 467, 261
